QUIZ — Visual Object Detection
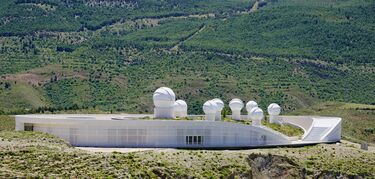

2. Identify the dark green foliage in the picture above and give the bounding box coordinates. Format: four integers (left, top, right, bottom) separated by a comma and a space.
0, 0, 251, 35
184, 0, 375, 64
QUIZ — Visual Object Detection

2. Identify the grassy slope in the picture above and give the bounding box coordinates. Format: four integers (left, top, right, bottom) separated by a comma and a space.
0, 115, 374, 177
222, 117, 304, 137
0, 115, 14, 131
0, 82, 49, 112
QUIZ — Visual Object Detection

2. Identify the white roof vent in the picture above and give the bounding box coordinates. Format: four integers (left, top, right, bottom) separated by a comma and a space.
153, 87, 176, 107
246, 101, 258, 112
249, 107, 264, 120
203, 100, 218, 114
229, 98, 244, 110
174, 100, 188, 117
212, 98, 224, 110
229, 98, 243, 120
203, 100, 218, 121
212, 98, 224, 121
174, 100, 187, 110
267, 103, 281, 115
249, 107, 264, 126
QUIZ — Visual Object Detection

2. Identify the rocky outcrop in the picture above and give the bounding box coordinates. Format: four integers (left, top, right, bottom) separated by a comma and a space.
247, 153, 305, 178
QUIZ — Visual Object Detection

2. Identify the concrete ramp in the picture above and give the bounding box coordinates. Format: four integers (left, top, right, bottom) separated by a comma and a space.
281, 116, 342, 142
303, 127, 330, 141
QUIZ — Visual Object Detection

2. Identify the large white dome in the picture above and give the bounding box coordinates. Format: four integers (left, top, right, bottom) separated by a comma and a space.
212, 98, 224, 110
246, 101, 258, 112
249, 107, 264, 120
174, 100, 187, 111
229, 98, 244, 110
203, 100, 218, 114
153, 87, 176, 107
267, 103, 281, 115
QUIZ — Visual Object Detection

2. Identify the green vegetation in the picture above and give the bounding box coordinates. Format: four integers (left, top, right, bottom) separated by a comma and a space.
185, 0, 375, 64
0, 115, 14, 131
0, 0, 252, 35
222, 117, 304, 137
0, 0, 374, 115
262, 119, 304, 137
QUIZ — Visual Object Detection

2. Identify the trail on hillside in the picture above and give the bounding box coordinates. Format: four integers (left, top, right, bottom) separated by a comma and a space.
170, 25, 206, 51
250, 0, 260, 12
169, 0, 262, 52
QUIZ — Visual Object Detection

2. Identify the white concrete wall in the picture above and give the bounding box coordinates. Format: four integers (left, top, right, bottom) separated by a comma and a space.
15, 114, 342, 148
16, 115, 291, 148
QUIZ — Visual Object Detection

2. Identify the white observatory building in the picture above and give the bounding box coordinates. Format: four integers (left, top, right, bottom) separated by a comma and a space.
15, 87, 342, 148
153, 87, 176, 119
246, 101, 258, 120
249, 107, 264, 126
229, 98, 244, 120
174, 100, 188, 117
268, 103, 281, 124
203, 100, 218, 121
212, 98, 224, 121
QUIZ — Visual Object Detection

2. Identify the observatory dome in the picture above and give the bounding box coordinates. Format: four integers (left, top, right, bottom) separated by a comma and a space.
267, 103, 281, 115
249, 107, 264, 120
153, 87, 176, 107
203, 100, 218, 114
229, 98, 244, 110
174, 100, 187, 111
212, 98, 224, 110
246, 101, 258, 112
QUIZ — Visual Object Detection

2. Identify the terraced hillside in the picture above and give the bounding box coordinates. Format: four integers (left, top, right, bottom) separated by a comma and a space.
0, 0, 374, 115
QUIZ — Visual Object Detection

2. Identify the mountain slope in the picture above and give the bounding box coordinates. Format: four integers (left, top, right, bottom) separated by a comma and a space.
0, 0, 374, 115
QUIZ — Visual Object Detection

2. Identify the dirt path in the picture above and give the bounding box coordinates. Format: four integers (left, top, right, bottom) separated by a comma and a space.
170, 25, 206, 51
169, 0, 262, 52
250, 0, 260, 12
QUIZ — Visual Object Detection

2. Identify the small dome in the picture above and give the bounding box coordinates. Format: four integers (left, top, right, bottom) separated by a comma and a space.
174, 100, 187, 111
267, 103, 281, 115
203, 100, 218, 114
246, 101, 258, 112
153, 87, 176, 107
212, 98, 224, 110
249, 107, 264, 120
229, 98, 244, 110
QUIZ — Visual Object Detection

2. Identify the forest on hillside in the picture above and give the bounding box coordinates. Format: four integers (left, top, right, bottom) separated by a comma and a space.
0, 0, 374, 115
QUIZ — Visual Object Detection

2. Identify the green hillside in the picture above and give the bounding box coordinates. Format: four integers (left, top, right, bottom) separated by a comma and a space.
0, 0, 374, 115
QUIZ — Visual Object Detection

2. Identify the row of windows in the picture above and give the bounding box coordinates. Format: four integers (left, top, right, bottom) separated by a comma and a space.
186, 136, 204, 145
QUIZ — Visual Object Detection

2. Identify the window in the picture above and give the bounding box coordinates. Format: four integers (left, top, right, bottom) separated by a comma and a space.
24, 123, 34, 131
185, 136, 204, 145
197, 136, 203, 144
